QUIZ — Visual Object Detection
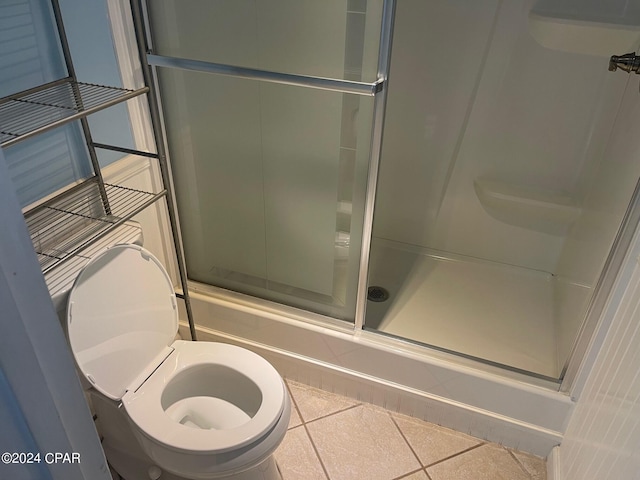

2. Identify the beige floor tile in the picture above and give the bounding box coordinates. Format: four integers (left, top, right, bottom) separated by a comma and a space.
274, 425, 327, 480
427, 444, 531, 480
306, 405, 421, 480
287, 381, 360, 422
511, 450, 546, 480
288, 403, 302, 429
392, 414, 482, 466
398, 470, 430, 479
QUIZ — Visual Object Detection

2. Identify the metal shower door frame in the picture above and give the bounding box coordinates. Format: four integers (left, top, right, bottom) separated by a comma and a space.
131, 0, 396, 327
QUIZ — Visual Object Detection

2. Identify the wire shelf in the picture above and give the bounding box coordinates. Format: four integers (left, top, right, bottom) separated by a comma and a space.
25, 178, 166, 273
0, 78, 148, 147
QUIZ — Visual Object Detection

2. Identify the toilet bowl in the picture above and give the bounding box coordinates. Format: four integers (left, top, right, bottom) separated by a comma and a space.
64, 243, 290, 479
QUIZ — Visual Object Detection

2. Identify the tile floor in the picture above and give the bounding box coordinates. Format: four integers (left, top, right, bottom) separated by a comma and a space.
275, 380, 547, 480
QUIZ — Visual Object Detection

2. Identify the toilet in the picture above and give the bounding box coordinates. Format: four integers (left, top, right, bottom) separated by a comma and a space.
57, 242, 291, 480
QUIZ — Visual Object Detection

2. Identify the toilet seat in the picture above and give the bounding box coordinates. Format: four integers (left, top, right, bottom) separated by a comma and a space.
122, 341, 286, 454
66, 244, 178, 401
65, 244, 287, 462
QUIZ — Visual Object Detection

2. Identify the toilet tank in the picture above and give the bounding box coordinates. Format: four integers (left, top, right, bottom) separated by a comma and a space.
45, 221, 144, 316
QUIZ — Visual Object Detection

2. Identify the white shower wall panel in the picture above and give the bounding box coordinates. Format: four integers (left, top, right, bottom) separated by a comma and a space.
554, 75, 640, 366
374, 0, 624, 273
373, 0, 500, 248
433, 0, 597, 272
555, 75, 640, 287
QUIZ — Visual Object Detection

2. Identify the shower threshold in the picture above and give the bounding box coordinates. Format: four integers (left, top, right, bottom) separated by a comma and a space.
365, 239, 559, 379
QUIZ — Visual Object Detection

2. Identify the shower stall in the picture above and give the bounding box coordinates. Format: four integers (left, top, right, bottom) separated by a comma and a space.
366, 0, 640, 381
140, 0, 640, 385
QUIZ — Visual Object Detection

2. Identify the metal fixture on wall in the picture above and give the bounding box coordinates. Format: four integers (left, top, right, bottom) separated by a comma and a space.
609, 52, 640, 74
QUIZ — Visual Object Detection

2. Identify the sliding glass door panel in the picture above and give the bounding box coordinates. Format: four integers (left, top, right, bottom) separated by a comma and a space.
158, 70, 267, 281
157, 67, 374, 319
260, 83, 342, 295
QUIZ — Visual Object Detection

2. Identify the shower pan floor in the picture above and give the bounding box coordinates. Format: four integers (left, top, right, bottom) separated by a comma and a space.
365, 240, 559, 379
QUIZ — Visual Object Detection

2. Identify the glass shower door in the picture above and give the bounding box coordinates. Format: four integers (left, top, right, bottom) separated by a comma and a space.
143, 0, 386, 321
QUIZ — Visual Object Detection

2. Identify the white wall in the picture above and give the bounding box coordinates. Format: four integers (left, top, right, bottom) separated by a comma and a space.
556, 220, 640, 479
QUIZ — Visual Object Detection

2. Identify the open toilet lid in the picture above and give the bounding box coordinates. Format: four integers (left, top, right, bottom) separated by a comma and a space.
66, 244, 178, 400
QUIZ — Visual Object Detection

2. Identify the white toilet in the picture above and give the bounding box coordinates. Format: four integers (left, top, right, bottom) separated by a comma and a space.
55, 241, 291, 480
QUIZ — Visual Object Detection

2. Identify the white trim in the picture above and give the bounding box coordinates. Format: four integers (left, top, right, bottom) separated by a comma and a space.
101, 153, 152, 185
547, 446, 561, 480
106, 0, 155, 153
99, 154, 177, 283
105, 1, 178, 284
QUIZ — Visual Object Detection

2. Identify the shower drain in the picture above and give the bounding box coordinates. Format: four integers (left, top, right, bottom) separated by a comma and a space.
367, 286, 390, 302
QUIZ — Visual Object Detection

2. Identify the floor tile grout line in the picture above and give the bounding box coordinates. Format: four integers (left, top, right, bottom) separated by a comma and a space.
389, 412, 427, 469
286, 383, 427, 480
302, 422, 332, 480
301, 405, 427, 480
286, 382, 456, 479
389, 409, 490, 476
507, 448, 536, 479
284, 380, 545, 479
303, 402, 363, 426
283, 380, 331, 480
278, 423, 331, 480
391, 467, 429, 480
285, 379, 364, 426
283, 380, 303, 429
423, 442, 487, 470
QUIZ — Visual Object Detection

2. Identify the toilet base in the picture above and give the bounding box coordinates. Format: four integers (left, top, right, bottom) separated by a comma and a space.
105, 443, 283, 480
103, 443, 184, 480
93, 390, 285, 480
